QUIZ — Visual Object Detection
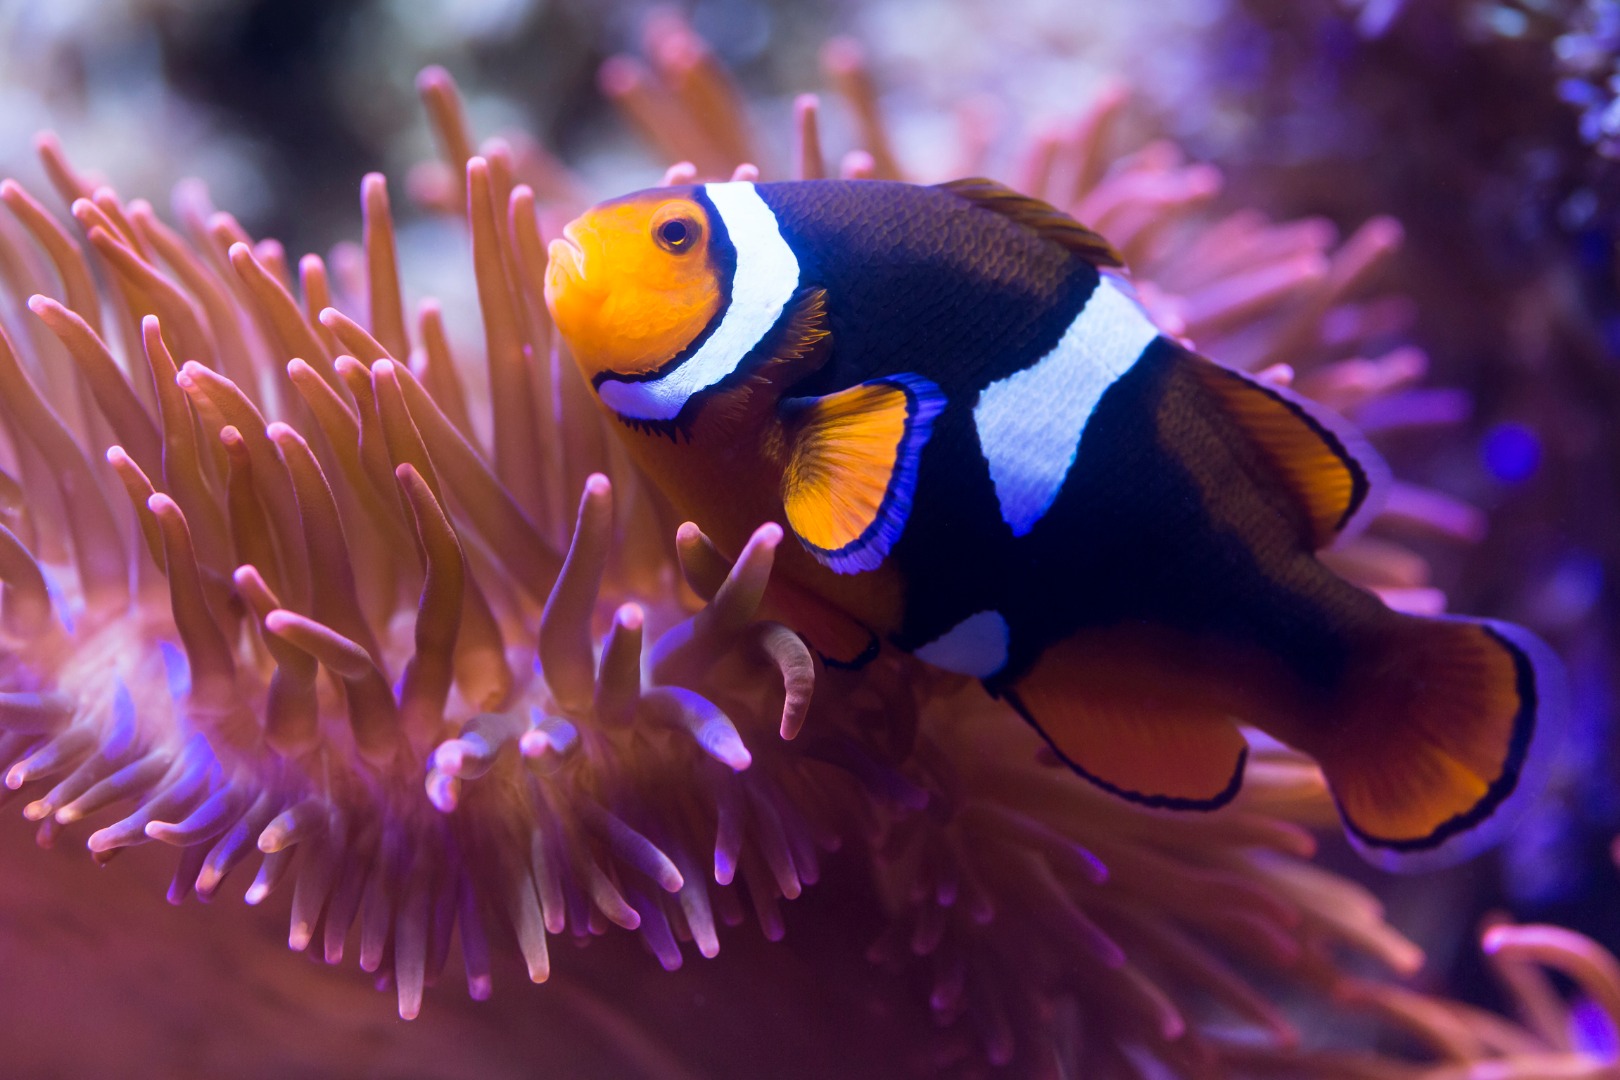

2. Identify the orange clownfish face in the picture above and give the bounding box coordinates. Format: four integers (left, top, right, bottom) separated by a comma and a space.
544, 189, 722, 391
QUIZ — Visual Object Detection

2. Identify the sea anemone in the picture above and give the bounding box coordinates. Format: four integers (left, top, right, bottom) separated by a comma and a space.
0, 11, 1607, 1078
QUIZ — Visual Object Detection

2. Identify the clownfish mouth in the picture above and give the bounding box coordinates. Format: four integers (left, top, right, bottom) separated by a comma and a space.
545, 219, 604, 306
546, 234, 586, 287
544, 230, 600, 336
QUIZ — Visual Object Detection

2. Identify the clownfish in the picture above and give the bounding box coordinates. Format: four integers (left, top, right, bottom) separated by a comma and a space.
543, 177, 1564, 870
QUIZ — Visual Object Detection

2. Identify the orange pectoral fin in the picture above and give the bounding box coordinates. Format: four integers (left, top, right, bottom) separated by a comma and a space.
781, 374, 944, 575
1005, 637, 1250, 810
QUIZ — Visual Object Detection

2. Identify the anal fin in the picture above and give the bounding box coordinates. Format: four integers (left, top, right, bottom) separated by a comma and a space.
1005, 634, 1249, 810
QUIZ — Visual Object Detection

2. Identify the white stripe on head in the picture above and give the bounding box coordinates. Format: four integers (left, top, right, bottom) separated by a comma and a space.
973, 277, 1161, 537
598, 182, 801, 421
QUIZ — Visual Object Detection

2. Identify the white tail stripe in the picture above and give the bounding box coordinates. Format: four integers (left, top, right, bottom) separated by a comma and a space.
914, 610, 1010, 678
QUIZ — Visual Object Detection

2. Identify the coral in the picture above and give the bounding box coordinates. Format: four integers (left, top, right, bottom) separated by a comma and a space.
0, 10, 1609, 1077
1338, 0, 1620, 165
1552, 0, 1620, 159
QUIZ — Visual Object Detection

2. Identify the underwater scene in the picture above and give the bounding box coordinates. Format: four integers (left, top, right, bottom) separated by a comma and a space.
0, 0, 1616, 1076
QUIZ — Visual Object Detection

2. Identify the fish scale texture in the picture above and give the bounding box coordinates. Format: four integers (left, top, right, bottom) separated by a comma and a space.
755, 180, 1098, 398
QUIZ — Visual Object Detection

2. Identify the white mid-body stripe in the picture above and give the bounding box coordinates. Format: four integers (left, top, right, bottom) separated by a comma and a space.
598, 182, 800, 421
973, 278, 1161, 537
914, 611, 1010, 678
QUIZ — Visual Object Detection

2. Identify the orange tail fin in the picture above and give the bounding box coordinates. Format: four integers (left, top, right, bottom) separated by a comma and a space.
1313, 614, 1564, 872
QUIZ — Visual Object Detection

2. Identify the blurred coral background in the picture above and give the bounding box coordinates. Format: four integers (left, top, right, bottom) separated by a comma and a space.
0, 0, 1617, 1076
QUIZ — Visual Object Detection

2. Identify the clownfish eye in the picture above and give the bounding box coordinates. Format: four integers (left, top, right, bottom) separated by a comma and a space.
655, 216, 698, 253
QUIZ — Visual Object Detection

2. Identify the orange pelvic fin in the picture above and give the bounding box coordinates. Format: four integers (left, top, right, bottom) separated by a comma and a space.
1005, 636, 1250, 810
760, 576, 881, 669
780, 374, 944, 575
1310, 614, 1563, 871
1190, 357, 1385, 548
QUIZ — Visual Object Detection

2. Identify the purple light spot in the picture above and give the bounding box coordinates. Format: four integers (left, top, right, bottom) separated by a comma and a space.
1539, 550, 1605, 624
42, 569, 73, 636
529, 708, 578, 756
1576, 226, 1610, 270
714, 846, 736, 884
102, 679, 137, 760
1482, 422, 1541, 483
179, 732, 216, 769
159, 640, 192, 702
1559, 79, 1600, 108
1603, 314, 1620, 359
1571, 995, 1620, 1059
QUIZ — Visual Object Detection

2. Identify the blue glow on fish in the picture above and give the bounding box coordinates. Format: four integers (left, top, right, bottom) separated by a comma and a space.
973, 278, 1161, 536
914, 610, 1010, 678
598, 182, 801, 421
804, 373, 946, 576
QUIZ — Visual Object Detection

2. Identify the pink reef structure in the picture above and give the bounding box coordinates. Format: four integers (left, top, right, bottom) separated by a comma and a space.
0, 13, 1612, 1078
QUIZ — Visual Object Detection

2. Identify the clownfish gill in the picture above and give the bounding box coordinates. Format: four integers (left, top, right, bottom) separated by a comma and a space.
544, 176, 1567, 872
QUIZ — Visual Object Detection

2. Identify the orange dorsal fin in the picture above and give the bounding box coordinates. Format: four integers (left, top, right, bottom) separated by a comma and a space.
1190, 358, 1374, 549
936, 177, 1124, 268
781, 374, 944, 575
1005, 634, 1250, 810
